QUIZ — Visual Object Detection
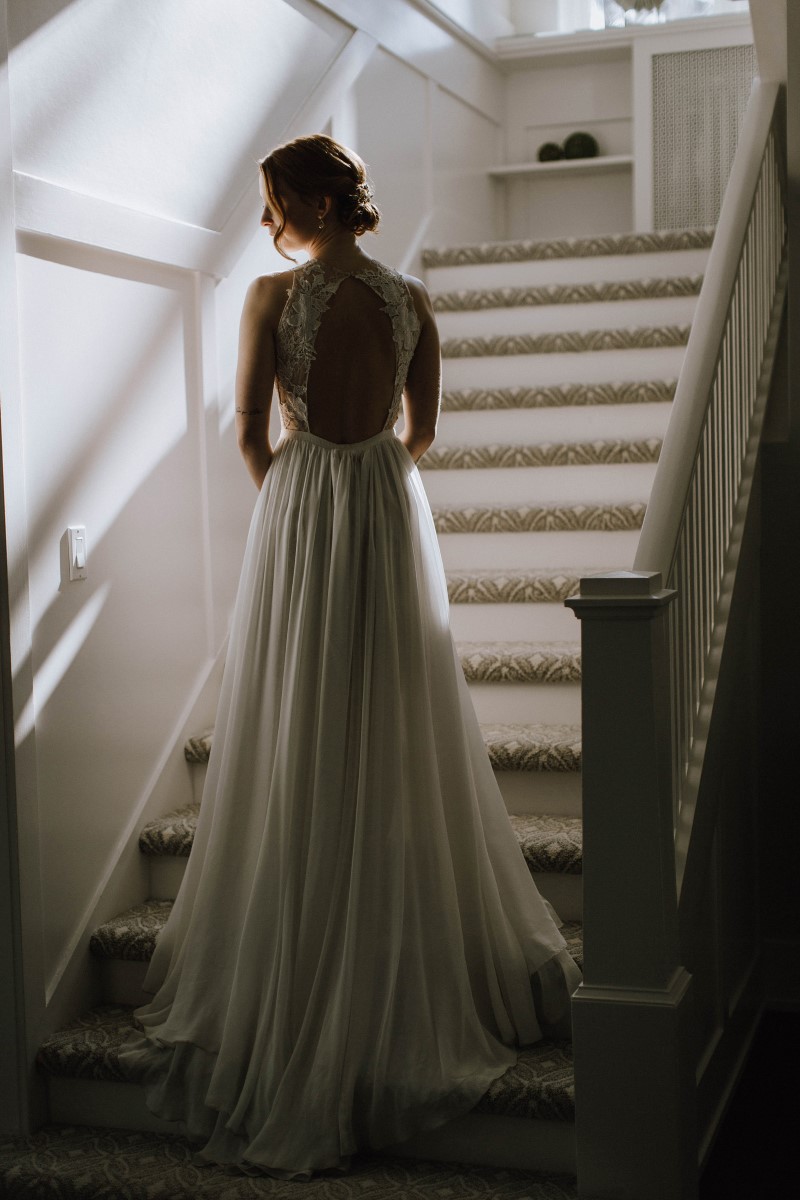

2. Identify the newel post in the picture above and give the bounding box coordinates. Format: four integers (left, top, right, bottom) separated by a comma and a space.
566, 572, 697, 1200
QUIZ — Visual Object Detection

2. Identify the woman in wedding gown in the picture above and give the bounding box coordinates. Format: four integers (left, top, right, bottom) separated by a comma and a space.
118, 134, 582, 1180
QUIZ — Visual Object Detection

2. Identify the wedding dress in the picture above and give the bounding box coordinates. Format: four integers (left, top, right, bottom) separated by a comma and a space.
118, 256, 582, 1180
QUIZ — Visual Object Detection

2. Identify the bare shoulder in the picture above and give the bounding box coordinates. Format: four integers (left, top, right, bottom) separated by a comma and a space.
242, 269, 296, 327
400, 273, 435, 322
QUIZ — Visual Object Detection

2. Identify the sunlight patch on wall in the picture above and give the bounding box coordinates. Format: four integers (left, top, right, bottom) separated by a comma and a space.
9, 0, 348, 230
15, 581, 110, 746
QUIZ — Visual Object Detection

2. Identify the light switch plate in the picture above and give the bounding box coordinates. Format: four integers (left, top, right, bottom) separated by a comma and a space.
67, 526, 87, 581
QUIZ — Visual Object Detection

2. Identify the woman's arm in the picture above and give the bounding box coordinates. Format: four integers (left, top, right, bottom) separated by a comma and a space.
400, 276, 441, 463
234, 276, 280, 489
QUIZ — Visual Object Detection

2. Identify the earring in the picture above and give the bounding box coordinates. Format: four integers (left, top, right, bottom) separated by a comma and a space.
318, 217, 325, 230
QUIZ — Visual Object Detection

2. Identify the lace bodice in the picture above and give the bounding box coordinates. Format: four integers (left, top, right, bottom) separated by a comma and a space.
275, 258, 421, 434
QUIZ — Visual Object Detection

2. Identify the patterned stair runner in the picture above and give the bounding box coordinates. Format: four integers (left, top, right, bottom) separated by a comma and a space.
421, 226, 714, 267
134, 807, 582, 877
88, 901, 583, 967
441, 379, 676, 410
0, 1126, 578, 1199
431, 274, 703, 311
432, 501, 645, 535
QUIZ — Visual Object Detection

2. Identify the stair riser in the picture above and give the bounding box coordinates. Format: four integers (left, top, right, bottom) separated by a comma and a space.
435, 402, 673, 446
435, 296, 698, 339
443, 346, 687, 389
535, 874, 582, 923
496, 769, 581, 819
426, 248, 710, 291
421, 462, 657, 505
468, 680, 580, 725
437, 528, 641, 569
45, 1077, 576, 1176
449, 602, 577, 642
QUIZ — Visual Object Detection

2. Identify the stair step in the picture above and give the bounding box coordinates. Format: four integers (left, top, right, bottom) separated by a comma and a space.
438, 529, 640, 571
459, 643, 582, 726
484, 723, 581, 772
450, 602, 575, 642
458, 642, 580, 685
436, 404, 672, 449
35, 1004, 578, 1174
489, 723, 582, 818
136, 808, 583, 880
423, 438, 661, 471
89, 898, 583, 971
432, 274, 703, 311
38, 1004, 579, 1123
436, 297, 698, 341
183, 717, 582, 772
440, 324, 690, 360
443, 345, 687, 390
432, 501, 645, 535
441, 379, 677, 410
448, 568, 579, 604
422, 463, 656, 507
422, 227, 714, 269
0, 1124, 579, 1198
180, 719, 582, 830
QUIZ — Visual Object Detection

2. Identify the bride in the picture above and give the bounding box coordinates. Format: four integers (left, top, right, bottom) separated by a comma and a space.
118, 133, 582, 1181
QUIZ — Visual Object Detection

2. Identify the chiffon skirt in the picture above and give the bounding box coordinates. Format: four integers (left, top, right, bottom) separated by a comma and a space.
117, 426, 582, 1179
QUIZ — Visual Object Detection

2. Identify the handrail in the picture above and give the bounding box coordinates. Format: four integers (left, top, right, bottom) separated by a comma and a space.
566, 73, 788, 1200
635, 78, 782, 577
632, 79, 787, 812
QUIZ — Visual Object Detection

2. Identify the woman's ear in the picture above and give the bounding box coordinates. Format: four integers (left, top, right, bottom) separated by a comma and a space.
318, 195, 335, 221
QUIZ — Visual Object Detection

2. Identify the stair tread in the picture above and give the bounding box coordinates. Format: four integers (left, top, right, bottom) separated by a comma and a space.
184, 718, 583, 770
36, 998, 577, 1123
442, 379, 677, 410
441, 325, 690, 359
457, 641, 580, 684
447, 568, 581, 603
422, 227, 714, 268
482, 722, 581, 771
423, 438, 661, 470
0, 1124, 578, 1198
433, 500, 645, 534
432, 274, 703, 311
90, 900, 583, 964
139, 787, 582, 864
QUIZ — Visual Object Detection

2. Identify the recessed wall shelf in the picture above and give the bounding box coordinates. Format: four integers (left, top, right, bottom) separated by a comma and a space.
487, 155, 633, 180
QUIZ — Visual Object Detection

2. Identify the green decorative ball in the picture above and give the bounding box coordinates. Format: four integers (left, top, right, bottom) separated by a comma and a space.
563, 132, 599, 159
537, 142, 564, 162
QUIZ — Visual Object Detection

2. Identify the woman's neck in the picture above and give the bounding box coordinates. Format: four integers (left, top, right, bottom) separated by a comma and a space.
306, 227, 371, 270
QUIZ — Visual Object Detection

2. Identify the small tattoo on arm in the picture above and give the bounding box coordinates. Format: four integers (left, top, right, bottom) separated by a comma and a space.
236, 407, 265, 414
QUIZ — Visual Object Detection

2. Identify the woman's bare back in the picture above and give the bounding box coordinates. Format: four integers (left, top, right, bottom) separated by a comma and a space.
305, 275, 397, 443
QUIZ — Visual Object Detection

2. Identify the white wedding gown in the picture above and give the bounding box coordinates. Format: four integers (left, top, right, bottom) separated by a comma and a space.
118, 257, 582, 1179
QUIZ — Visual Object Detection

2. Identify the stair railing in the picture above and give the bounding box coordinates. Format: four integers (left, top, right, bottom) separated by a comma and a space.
566, 78, 788, 1200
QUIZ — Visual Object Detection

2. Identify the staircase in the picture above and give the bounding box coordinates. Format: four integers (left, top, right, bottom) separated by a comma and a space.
13, 227, 715, 1196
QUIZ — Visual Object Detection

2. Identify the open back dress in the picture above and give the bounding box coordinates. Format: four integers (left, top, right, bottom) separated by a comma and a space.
118, 256, 582, 1180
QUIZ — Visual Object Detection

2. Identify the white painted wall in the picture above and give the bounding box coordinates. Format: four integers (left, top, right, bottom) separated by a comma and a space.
2, 0, 504, 1065
502, 49, 633, 238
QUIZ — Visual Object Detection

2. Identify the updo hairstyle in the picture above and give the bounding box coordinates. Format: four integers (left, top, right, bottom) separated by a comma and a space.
260, 134, 380, 260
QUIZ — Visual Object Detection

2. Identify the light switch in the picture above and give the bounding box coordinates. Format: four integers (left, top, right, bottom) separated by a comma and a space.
68, 526, 87, 581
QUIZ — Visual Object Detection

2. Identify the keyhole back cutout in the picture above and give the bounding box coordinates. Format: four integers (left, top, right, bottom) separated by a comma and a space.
305, 275, 397, 444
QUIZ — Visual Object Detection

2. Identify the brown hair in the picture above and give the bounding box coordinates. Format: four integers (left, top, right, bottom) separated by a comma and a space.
259, 134, 380, 261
